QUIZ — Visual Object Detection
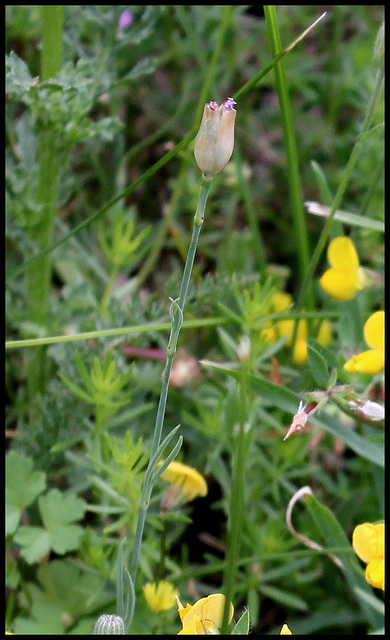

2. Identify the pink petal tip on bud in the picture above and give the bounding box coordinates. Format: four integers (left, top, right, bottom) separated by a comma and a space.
224, 97, 237, 111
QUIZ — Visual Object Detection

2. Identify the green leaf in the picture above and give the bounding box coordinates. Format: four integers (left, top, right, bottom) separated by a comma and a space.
310, 160, 334, 206
13, 526, 51, 563
6, 51, 37, 102
304, 493, 384, 630
231, 608, 250, 634
14, 489, 86, 563
307, 342, 329, 388
259, 584, 308, 611
59, 373, 94, 403
121, 56, 159, 82
39, 489, 86, 554
6, 451, 46, 536
13, 559, 112, 634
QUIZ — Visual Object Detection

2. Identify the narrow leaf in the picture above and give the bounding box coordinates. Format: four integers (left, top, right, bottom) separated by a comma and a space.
231, 608, 250, 634
304, 493, 383, 629
307, 342, 329, 388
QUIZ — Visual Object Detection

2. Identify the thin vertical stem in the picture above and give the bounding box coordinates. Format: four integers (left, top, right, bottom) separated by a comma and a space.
25, 6, 64, 405
235, 143, 267, 276
264, 5, 313, 310
221, 359, 250, 634
129, 182, 211, 593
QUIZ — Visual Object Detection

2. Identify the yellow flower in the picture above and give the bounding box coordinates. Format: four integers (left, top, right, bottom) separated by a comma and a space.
344, 311, 384, 374
319, 236, 368, 300
280, 623, 293, 634
262, 292, 332, 364
158, 460, 208, 506
194, 98, 236, 179
176, 594, 234, 634
352, 522, 384, 590
143, 581, 178, 612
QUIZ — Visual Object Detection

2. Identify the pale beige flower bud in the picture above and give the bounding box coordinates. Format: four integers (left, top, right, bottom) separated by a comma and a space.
194, 97, 236, 179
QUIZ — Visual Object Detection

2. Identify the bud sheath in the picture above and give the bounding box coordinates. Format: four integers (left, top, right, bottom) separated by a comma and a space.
194, 98, 236, 179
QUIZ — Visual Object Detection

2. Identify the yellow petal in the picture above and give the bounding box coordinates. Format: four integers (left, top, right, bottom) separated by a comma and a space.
277, 319, 295, 345
178, 614, 204, 634
364, 311, 384, 350
344, 349, 384, 375
261, 325, 277, 344
317, 319, 332, 346
320, 267, 361, 300
272, 292, 292, 312
280, 623, 293, 634
143, 581, 178, 612
352, 523, 384, 563
327, 237, 360, 270
181, 594, 233, 631
292, 322, 308, 364
159, 460, 208, 502
365, 556, 385, 590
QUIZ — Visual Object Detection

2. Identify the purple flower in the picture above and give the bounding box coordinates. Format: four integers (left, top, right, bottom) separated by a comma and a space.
118, 9, 133, 30
224, 97, 237, 111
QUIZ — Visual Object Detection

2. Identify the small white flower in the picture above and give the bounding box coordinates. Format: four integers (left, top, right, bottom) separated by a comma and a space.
360, 400, 384, 421
284, 401, 308, 441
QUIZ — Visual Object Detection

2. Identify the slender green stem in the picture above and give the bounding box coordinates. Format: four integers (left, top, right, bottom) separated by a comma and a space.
100, 265, 119, 313
25, 6, 64, 405
264, 5, 313, 310
235, 143, 267, 276
128, 182, 211, 597
221, 358, 250, 633
41, 6, 64, 79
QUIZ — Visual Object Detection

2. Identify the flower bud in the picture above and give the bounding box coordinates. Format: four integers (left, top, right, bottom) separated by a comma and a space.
93, 614, 125, 634
194, 97, 236, 179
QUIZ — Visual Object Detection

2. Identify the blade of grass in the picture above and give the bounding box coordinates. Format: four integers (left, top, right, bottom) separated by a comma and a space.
6, 309, 341, 350
264, 5, 313, 310
235, 142, 267, 276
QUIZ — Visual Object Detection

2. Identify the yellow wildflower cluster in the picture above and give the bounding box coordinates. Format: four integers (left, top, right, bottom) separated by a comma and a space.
352, 522, 384, 590
319, 237, 384, 375
344, 311, 384, 375
262, 292, 332, 364
319, 236, 368, 301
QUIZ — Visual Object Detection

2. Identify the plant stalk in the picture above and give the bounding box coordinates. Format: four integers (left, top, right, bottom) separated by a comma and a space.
129, 182, 211, 592
25, 6, 64, 406
221, 358, 250, 633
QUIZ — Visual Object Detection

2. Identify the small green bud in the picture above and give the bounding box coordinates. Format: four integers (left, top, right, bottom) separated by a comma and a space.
94, 614, 125, 635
